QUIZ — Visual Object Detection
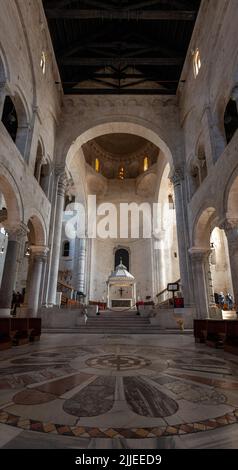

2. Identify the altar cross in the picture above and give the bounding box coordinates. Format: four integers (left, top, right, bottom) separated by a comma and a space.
119, 287, 125, 297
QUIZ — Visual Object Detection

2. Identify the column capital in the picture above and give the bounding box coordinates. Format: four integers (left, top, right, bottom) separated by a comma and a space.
58, 174, 68, 197
30, 245, 49, 262
169, 167, 184, 187
6, 223, 29, 242
219, 217, 238, 233
189, 247, 211, 262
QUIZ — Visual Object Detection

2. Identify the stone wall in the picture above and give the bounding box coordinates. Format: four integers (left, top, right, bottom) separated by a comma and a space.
0, 0, 62, 239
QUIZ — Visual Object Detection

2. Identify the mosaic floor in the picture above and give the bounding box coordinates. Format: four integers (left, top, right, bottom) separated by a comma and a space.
1, 333, 238, 448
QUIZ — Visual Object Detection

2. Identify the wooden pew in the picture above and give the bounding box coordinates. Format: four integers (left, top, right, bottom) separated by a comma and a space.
10, 318, 29, 346
205, 320, 226, 348
28, 318, 41, 342
0, 318, 12, 350
224, 320, 238, 355
194, 319, 208, 343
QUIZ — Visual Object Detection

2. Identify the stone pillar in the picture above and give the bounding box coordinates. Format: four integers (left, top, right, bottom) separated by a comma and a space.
74, 238, 87, 293
0, 81, 7, 119
189, 248, 210, 319
170, 168, 192, 305
107, 282, 110, 308
222, 219, 238, 305
153, 231, 166, 295
47, 173, 67, 305
27, 246, 48, 317
133, 283, 137, 306
0, 224, 28, 315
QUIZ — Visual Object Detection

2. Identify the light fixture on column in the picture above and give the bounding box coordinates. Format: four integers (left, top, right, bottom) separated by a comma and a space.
0, 246, 4, 254
24, 241, 30, 257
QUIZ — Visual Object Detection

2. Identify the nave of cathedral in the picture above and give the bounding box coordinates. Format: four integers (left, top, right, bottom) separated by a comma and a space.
0, 0, 238, 449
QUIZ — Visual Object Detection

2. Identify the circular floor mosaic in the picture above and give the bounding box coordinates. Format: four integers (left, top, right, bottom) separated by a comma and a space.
86, 354, 151, 370
0, 342, 238, 439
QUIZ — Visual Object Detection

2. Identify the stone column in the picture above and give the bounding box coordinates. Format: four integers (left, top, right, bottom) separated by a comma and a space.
0, 224, 28, 315
222, 219, 238, 305
0, 81, 7, 119
170, 168, 192, 305
107, 282, 110, 308
153, 231, 166, 296
189, 248, 210, 319
47, 173, 67, 305
27, 246, 48, 317
133, 283, 137, 306
73, 238, 87, 293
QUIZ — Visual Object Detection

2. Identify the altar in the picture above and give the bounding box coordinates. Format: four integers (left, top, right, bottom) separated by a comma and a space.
107, 259, 136, 309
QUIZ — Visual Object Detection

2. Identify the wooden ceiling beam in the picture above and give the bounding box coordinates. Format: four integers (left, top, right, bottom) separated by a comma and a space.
124, 0, 192, 10
45, 9, 196, 21
63, 74, 178, 81
60, 57, 183, 65
63, 88, 176, 95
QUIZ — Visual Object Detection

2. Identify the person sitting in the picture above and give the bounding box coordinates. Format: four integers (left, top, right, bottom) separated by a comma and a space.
218, 292, 225, 308
226, 293, 234, 310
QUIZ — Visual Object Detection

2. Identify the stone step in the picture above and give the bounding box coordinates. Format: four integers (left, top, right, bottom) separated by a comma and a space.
43, 328, 193, 335
86, 319, 150, 324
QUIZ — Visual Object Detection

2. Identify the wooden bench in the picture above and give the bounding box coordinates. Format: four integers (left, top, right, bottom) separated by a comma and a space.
28, 318, 41, 342
206, 320, 226, 348
0, 317, 42, 348
11, 318, 29, 346
0, 318, 12, 350
194, 319, 208, 343
224, 320, 238, 355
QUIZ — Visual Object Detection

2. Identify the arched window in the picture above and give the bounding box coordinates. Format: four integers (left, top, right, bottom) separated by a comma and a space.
198, 148, 207, 183
193, 48, 201, 78
95, 158, 100, 173
2, 96, 18, 142
40, 51, 46, 75
115, 248, 130, 271
144, 156, 149, 172
190, 164, 200, 197
34, 141, 43, 181
1, 94, 28, 157
39, 161, 51, 197
62, 241, 70, 257
224, 98, 238, 144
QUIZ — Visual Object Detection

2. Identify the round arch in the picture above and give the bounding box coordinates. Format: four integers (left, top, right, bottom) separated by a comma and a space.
65, 121, 173, 170
0, 44, 10, 83
225, 171, 238, 219
26, 212, 47, 246
193, 206, 218, 249
0, 163, 23, 226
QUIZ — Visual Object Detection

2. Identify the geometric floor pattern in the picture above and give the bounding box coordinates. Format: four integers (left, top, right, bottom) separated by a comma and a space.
1, 333, 238, 447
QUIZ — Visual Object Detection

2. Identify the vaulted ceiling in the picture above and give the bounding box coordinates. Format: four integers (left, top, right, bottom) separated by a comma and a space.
43, 0, 201, 95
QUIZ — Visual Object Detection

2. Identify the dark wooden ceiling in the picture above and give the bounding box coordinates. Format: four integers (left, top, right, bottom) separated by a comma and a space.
43, 0, 201, 95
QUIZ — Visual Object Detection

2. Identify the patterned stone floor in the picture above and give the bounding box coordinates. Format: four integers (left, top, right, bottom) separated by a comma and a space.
1, 333, 238, 448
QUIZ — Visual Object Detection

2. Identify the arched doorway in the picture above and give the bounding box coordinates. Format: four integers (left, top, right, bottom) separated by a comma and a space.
155, 163, 180, 304
0, 169, 23, 315
47, 119, 191, 307
18, 215, 47, 317
114, 248, 130, 271
209, 227, 234, 308
64, 122, 173, 306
